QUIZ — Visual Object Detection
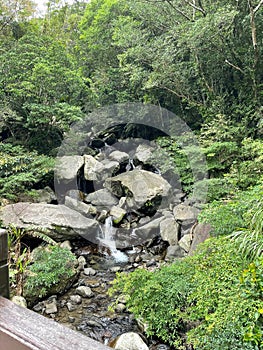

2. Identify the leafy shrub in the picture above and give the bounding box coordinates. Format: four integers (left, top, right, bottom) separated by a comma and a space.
199, 185, 263, 236
23, 245, 78, 302
231, 201, 263, 260
226, 138, 263, 190
110, 237, 262, 349
109, 258, 195, 348
0, 143, 54, 199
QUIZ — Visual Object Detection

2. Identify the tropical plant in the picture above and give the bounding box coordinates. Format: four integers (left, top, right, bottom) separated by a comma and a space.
231, 201, 263, 260
8, 224, 56, 296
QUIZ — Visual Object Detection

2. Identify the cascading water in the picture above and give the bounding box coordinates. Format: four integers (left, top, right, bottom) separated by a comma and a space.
100, 216, 128, 263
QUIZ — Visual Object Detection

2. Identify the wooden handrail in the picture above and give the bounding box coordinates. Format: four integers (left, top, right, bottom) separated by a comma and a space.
0, 296, 111, 350
0, 229, 9, 299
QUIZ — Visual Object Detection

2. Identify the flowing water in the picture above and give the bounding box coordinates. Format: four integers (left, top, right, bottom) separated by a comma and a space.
100, 216, 128, 263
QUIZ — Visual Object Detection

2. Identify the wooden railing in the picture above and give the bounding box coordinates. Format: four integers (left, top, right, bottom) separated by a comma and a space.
0, 229, 9, 299
0, 230, 111, 350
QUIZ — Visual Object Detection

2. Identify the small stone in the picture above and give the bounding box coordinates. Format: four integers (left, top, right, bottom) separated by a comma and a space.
135, 255, 142, 263
45, 300, 58, 315
89, 259, 97, 265
110, 206, 127, 224
118, 197, 126, 208
97, 209, 108, 222
117, 295, 128, 304
115, 303, 126, 313
11, 296, 27, 308
76, 286, 94, 298
113, 332, 149, 350
86, 319, 101, 327
33, 301, 45, 312
78, 256, 86, 270
60, 240, 72, 250
146, 259, 156, 267
66, 302, 77, 312
110, 266, 121, 273
68, 316, 75, 323
69, 295, 82, 304
83, 267, 97, 276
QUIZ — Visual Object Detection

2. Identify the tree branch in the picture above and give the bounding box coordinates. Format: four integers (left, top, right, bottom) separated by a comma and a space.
254, 0, 263, 14
225, 59, 244, 73
164, 0, 192, 21
183, 0, 206, 17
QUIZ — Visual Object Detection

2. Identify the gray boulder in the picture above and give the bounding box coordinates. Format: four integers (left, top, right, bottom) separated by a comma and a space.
160, 217, 179, 246
113, 332, 149, 350
55, 156, 84, 183
109, 150, 130, 163
133, 144, 154, 164
85, 189, 119, 209
84, 155, 104, 181
0, 202, 100, 241
105, 169, 172, 209
65, 196, 97, 217
133, 216, 164, 241
188, 223, 211, 255
178, 234, 192, 253
173, 204, 199, 221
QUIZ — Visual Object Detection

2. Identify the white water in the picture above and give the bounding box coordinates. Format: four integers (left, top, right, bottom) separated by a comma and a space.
100, 216, 128, 263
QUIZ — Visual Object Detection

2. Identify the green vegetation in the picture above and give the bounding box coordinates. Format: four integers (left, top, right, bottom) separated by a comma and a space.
110, 237, 263, 349
0, 143, 54, 200
1, 0, 262, 348
23, 245, 78, 302
8, 225, 57, 296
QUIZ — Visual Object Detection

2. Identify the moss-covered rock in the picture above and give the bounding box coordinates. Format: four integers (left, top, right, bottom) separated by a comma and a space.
23, 245, 79, 306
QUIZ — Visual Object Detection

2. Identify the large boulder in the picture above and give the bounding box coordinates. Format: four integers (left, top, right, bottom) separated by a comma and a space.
133, 216, 165, 241
113, 332, 149, 350
0, 203, 100, 241
84, 155, 105, 181
160, 217, 179, 246
173, 204, 199, 222
105, 169, 172, 210
188, 223, 211, 255
133, 144, 154, 165
55, 156, 84, 183
85, 189, 119, 209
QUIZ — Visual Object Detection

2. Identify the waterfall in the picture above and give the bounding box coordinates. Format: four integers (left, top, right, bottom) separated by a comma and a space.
126, 158, 135, 171
100, 216, 128, 263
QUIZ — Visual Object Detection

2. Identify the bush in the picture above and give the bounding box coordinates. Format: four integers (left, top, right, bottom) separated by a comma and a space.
109, 237, 262, 349
23, 245, 78, 304
0, 143, 54, 199
198, 185, 263, 236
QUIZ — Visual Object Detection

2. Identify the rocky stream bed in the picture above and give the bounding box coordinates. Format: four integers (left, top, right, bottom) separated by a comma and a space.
1, 122, 210, 349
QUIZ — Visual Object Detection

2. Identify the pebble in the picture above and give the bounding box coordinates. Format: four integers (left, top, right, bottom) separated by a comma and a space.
110, 266, 121, 273
70, 295, 82, 304
66, 302, 77, 312
45, 300, 58, 314
78, 256, 86, 270
76, 286, 94, 298
84, 267, 97, 276
115, 303, 126, 313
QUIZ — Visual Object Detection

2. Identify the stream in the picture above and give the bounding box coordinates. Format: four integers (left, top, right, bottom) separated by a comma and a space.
38, 221, 172, 350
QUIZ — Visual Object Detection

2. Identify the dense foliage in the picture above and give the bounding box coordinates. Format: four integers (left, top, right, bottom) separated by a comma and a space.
23, 245, 77, 300
110, 237, 263, 349
0, 1, 262, 348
